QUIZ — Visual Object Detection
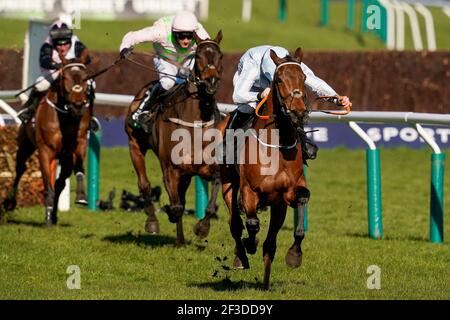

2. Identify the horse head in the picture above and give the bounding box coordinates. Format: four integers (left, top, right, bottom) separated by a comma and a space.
270, 48, 309, 126
192, 30, 223, 95
58, 51, 89, 117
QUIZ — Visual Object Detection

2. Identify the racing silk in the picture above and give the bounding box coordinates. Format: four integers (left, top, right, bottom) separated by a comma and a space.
40, 35, 91, 72
233, 45, 338, 106
119, 15, 210, 65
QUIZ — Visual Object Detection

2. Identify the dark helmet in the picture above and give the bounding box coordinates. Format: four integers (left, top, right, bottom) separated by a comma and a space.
49, 21, 73, 46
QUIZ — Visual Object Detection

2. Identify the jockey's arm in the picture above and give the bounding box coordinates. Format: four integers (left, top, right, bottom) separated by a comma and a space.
300, 62, 352, 108
232, 60, 260, 105
74, 41, 91, 65
119, 25, 162, 52
300, 62, 337, 98
39, 43, 62, 70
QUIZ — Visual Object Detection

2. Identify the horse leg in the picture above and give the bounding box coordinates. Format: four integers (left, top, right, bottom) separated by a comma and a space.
162, 166, 189, 247
286, 186, 310, 268
2, 129, 36, 213
38, 147, 56, 227
129, 139, 159, 234
51, 155, 73, 225
241, 183, 260, 255
221, 167, 249, 269
193, 171, 220, 238
73, 143, 87, 205
263, 202, 288, 290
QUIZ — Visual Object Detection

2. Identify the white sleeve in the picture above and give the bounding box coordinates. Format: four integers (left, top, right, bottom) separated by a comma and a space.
232, 59, 260, 104
301, 62, 338, 97
119, 26, 162, 51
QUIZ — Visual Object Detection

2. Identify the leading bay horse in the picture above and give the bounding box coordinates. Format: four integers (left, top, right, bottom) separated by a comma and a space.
1, 53, 91, 226
220, 48, 310, 289
125, 31, 224, 246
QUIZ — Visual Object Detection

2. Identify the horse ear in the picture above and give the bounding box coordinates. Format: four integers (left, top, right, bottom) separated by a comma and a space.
214, 30, 223, 44
294, 47, 303, 63
77, 49, 89, 65
270, 49, 283, 66
193, 31, 203, 44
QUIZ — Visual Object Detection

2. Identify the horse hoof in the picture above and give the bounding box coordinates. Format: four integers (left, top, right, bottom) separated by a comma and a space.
243, 237, 259, 255
75, 198, 88, 206
3, 198, 17, 212
145, 220, 159, 234
233, 255, 250, 270
175, 240, 186, 248
285, 248, 302, 268
193, 220, 210, 238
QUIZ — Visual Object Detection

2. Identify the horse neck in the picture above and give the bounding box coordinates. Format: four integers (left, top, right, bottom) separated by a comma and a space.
177, 75, 216, 123
261, 91, 297, 147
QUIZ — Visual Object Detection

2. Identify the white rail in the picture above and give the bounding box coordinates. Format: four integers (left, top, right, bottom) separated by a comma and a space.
2, 91, 450, 126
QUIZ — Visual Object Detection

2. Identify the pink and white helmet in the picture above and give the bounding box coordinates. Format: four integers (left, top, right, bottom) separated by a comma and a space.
172, 11, 198, 32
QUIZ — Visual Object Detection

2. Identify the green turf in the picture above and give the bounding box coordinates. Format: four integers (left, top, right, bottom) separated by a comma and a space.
1, 0, 450, 51
0, 147, 449, 299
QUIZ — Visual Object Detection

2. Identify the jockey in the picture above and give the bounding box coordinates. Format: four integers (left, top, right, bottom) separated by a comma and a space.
17, 20, 93, 123
229, 45, 352, 161
119, 10, 210, 129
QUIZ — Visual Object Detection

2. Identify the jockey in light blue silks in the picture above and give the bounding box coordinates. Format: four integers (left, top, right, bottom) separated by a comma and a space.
229, 45, 352, 161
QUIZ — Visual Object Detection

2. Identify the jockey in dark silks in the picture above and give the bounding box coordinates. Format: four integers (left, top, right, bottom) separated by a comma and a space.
17, 20, 94, 123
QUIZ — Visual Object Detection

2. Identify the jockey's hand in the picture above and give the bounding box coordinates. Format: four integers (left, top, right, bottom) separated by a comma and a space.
337, 95, 352, 109
120, 47, 133, 59
257, 88, 271, 100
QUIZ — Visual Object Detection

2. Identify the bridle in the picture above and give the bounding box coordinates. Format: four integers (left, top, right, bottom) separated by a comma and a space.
273, 61, 310, 124
56, 62, 89, 117
190, 40, 222, 91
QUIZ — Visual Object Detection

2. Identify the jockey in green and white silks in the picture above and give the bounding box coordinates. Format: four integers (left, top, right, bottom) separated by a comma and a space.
229, 45, 352, 161
119, 11, 210, 126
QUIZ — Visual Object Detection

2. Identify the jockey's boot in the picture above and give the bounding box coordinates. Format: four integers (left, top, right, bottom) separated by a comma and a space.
222, 109, 254, 164
131, 83, 165, 133
298, 125, 318, 162
17, 88, 44, 123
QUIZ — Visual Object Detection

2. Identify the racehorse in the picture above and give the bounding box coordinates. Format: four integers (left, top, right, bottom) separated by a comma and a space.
220, 48, 310, 289
1, 52, 91, 226
125, 31, 224, 246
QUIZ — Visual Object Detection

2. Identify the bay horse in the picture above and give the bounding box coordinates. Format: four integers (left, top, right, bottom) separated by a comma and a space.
125, 31, 224, 246
1, 53, 91, 226
220, 48, 310, 289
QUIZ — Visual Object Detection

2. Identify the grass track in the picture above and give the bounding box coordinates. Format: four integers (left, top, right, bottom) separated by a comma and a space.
0, 147, 449, 299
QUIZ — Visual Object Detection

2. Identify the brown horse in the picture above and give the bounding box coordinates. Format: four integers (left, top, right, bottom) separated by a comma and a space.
125, 31, 224, 246
220, 48, 310, 289
1, 53, 91, 226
